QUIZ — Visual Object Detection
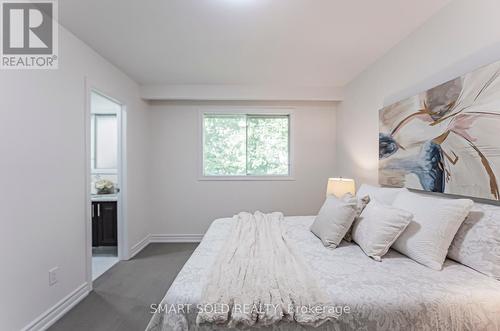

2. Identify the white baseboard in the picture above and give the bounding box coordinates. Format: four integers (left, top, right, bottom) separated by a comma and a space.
150, 234, 204, 243
129, 234, 151, 259
21, 233, 200, 331
22, 282, 90, 331
128, 234, 203, 259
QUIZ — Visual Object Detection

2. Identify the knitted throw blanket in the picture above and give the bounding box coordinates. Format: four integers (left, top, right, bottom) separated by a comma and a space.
196, 211, 338, 329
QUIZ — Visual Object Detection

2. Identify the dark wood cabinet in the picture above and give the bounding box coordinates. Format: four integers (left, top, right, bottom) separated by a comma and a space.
92, 201, 117, 247
91, 203, 99, 246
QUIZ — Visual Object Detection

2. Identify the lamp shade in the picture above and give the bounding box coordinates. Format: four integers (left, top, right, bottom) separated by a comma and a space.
326, 178, 356, 197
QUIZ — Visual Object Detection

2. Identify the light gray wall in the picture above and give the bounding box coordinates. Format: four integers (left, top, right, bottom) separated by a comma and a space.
336, 0, 500, 188
148, 101, 337, 235
0, 27, 150, 331
7, 1, 500, 329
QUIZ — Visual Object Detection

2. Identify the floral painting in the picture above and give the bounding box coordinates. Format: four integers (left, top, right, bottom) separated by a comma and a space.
379, 60, 500, 201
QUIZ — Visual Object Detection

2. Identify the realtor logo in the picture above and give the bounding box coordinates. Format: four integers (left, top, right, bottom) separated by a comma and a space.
1, 0, 58, 69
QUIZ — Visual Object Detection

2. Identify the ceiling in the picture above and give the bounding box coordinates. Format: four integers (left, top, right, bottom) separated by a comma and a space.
59, 0, 451, 88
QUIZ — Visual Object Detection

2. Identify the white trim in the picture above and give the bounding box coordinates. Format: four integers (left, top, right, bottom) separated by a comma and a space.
118, 102, 129, 259
84, 78, 129, 291
197, 176, 295, 181
22, 283, 90, 331
116, 96, 128, 260
20, 233, 202, 331
129, 235, 151, 259
91, 169, 118, 174
150, 234, 204, 243
83, 77, 93, 290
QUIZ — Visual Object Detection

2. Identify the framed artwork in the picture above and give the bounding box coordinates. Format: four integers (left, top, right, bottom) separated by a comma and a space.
379, 60, 500, 201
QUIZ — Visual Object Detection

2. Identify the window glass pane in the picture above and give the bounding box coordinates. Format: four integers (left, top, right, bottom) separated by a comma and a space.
247, 115, 289, 175
95, 115, 118, 169
203, 115, 246, 175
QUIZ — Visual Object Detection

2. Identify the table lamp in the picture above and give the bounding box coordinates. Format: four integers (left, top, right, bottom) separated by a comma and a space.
326, 178, 356, 197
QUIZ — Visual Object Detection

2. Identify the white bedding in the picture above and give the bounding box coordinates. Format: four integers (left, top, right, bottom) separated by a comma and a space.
146, 216, 500, 331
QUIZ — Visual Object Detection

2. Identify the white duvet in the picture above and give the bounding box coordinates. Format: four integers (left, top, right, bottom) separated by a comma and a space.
146, 216, 500, 331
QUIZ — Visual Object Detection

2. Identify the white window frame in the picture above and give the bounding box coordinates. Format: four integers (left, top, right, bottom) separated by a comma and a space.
198, 108, 295, 181
91, 113, 118, 175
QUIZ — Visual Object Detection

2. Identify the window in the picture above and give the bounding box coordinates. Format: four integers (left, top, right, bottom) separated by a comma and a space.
91, 114, 118, 172
202, 113, 290, 177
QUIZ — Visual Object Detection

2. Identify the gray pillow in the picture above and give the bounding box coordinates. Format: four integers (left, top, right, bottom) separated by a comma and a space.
448, 203, 500, 280
344, 195, 371, 242
310, 194, 357, 248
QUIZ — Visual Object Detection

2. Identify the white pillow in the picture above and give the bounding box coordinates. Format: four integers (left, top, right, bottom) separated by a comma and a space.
352, 200, 413, 261
310, 194, 357, 248
448, 203, 500, 280
392, 191, 474, 270
356, 184, 408, 205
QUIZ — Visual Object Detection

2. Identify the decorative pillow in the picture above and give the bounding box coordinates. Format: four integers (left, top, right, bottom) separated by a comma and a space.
352, 200, 413, 261
310, 194, 358, 248
356, 184, 408, 205
448, 203, 500, 280
343, 194, 371, 242
392, 191, 474, 270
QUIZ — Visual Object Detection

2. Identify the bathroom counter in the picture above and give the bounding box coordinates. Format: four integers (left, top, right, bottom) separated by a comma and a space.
91, 194, 118, 202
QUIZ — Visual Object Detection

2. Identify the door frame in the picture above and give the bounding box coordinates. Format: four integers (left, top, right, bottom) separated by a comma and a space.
84, 77, 128, 288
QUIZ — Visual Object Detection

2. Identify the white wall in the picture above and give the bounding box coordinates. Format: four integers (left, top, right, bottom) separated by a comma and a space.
0, 27, 150, 330
148, 101, 337, 235
8, 1, 500, 329
336, 0, 500, 187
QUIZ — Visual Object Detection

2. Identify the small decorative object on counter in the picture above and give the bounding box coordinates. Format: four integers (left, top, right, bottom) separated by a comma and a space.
95, 179, 115, 194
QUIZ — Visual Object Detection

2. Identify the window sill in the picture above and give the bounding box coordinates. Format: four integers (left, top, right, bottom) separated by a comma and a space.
198, 176, 295, 181
92, 169, 117, 174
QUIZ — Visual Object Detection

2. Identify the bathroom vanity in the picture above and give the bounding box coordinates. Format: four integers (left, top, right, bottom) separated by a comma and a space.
91, 195, 117, 247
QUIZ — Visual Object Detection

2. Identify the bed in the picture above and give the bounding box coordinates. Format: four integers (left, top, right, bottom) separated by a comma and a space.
147, 216, 500, 331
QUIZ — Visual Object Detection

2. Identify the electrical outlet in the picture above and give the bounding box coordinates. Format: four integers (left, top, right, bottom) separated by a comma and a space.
49, 267, 59, 286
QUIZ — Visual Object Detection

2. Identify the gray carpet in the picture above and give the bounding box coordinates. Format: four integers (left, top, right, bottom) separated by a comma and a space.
49, 243, 197, 331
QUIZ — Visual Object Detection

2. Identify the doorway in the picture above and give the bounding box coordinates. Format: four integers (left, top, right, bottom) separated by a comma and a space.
87, 89, 124, 281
